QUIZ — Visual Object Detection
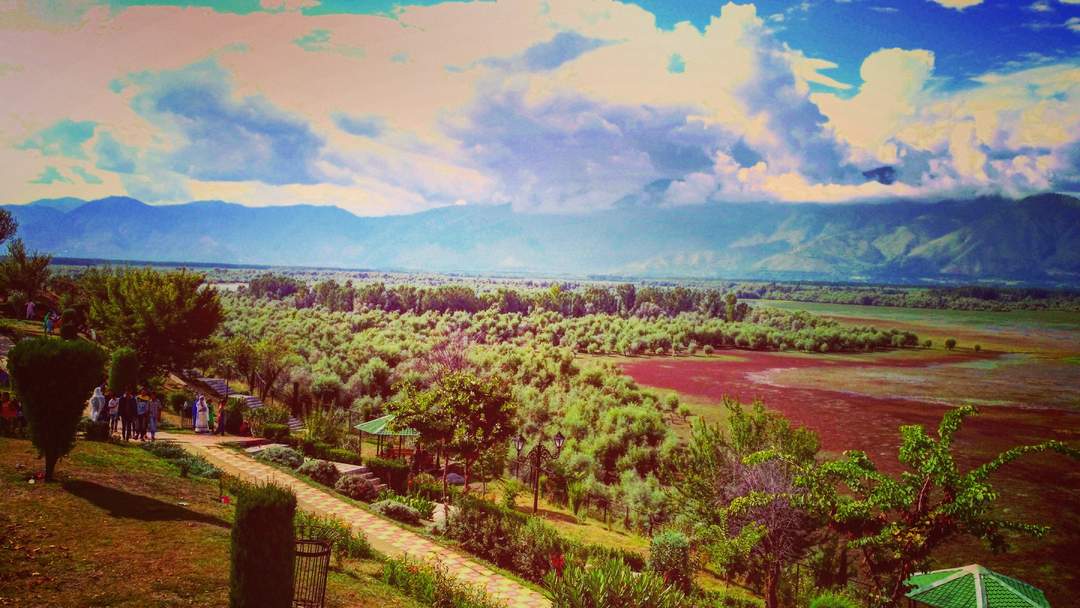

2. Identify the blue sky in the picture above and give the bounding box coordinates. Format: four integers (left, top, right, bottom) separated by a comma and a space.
2, 0, 1078, 213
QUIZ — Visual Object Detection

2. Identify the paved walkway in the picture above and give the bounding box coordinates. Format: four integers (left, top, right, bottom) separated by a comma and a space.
160, 432, 549, 608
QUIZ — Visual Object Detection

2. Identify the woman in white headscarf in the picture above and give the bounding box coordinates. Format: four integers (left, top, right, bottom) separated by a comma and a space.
90, 387, 107, 422
195, 395, 210, 433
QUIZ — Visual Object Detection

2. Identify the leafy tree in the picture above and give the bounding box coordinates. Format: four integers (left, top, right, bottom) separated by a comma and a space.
794, 405, 1079, 607
944, 338, 957, 350
0, 209, 16, 246
83, 267, 222, 378
108, 347, 140, 393
8, 337, 106, 480
441, 372, 517, 491
254, 334, 301, 402
388, 381, 457, 498
0, 239, 51, 311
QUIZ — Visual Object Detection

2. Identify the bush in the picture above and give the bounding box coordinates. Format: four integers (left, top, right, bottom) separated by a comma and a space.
327, 447, 361, 465
335, 473, 379, 501
649, 531, 692, 593
230, 482, 296, 608
167, 391, 191, 417
945, 338, 957, 350
262, 423, 290, 442
372, 499, 422, 525
108, 347, 139, 394
501, 478, 524, 509
59, 308, 80, 340
382, 556, 504, 608
582, 544, 647, 572
80, 417, 111, 442
294, 510, 371, 565
256, 446, 304, 469
545, 558, 690, 608
698, 589, 764, 608
225, 397, 247, 434
809, 591, 862, 608
378, 489, 436, 520
297, 459, 340, 486
365, 456, 409, 494
9, 337, 106, 480
510, 516, 567, 582
140, 441, 221, 479
247, 404, 290, 437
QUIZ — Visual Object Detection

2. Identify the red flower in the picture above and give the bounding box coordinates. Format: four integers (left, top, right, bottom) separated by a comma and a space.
221, 496, 231, 505
549, 553, 565, 576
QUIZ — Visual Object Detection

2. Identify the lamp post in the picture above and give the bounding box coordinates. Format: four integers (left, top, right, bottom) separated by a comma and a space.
515, 431, 565, 514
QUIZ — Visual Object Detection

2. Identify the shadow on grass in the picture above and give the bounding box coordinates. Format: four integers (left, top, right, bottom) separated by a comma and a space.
62, 479, 229, 529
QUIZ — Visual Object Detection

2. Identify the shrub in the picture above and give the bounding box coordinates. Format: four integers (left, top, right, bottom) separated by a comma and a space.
80, 417, 111, 442
649, 531, 692, 593
698, 589, 764, 608
378, 489, 436, 520
140, 441, 221, 479
372, 499, 422, 525
256, 445, 304, 469
225, 397, 247, 434
108, 347, 139, 394
327, 447, 361, 465
297, 459, 340, 486
501, 478, 524, 509
974, 343, 982, 352
294, 510, 371, 565
510, 516, 567, 582
59, 308, 80, 340
945, 338, 957, 350
262, 423, 290, 442
365, 456, 409, 494
545, 558, 690, 608
809, 591, 861, 608
167, 391, 191, 417
582, 544, 647, 572
335, 473, 379, 501
9, 337, 106, 480
247, 404, 290, 437
382, 556, 505, 608
230, 482, 296, 608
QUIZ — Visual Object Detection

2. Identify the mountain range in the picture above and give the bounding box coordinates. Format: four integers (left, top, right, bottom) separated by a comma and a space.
5, 193, 1080, 284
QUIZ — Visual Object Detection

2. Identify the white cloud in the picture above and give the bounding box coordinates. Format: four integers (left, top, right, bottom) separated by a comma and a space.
928, 0, 984, 10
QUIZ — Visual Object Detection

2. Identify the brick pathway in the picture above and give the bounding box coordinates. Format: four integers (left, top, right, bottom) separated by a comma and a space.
160, 432, 549, 608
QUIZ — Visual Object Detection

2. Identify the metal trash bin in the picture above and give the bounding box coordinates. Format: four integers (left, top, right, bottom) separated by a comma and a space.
292, 538, 331, 608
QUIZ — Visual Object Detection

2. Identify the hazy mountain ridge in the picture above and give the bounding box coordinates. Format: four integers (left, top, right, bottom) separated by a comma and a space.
6, 193, 1080, 283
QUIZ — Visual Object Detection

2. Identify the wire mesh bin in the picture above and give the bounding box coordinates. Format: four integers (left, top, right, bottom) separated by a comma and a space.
293, 538, 332, 608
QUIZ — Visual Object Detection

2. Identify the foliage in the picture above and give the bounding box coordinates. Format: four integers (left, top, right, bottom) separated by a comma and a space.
81, 267, 223, 379
501, 478, 525, 509
108, 347, 140, 394
255, 445, 304, 469
372, 499, 423, 525
141, 440, 222, 479
294, 510, 372, 565
262, 423, 291, 442
297, 459, 341, 486
0, 239, 52, 309
377, 489, 436, 520
648, 531, 693, 594
944, 338, 957, 350
229, 481, 296, 608
366, 456, 410, 494
59, 308, 81, 339
79, 416, 111, 442
8, 337, 106, 480
335, 473, 379, 501
808, 591, 861, 608
0, 209, 16, 247
166, 390, 191, 416
247, 404, 290, 436
382, 556, 506, 608
544, 558, 690, 608
792, 405, 1080, 607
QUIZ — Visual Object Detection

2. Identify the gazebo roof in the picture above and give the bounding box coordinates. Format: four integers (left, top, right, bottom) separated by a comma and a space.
354, 414, 418, 437
906, 564, 1050, 608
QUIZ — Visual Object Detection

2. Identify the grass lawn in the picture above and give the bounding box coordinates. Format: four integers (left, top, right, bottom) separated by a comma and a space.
0, 437, 422, 608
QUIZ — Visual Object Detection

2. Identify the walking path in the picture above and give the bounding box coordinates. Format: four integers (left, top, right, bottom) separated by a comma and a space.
159, 431, 549, 608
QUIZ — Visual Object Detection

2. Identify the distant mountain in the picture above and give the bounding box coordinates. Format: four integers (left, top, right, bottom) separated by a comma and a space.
4, 193, 1080, 284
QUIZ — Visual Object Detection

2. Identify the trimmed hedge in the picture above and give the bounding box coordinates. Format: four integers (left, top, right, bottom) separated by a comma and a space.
365, 456, 409, 494
230, 482, 296, 608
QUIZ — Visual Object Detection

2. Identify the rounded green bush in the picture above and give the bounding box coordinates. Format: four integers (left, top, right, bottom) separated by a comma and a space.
372, 499, 422, 525
298, 459, 341, 486
335, 473, 379, 501
256, 445, 304, 469
648, 530, 692, 593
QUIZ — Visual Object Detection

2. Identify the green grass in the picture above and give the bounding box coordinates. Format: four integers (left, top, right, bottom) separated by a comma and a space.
0, 437, 422, 608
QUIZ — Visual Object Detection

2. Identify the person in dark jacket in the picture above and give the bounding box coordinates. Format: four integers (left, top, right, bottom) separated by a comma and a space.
119, 390, 137, 441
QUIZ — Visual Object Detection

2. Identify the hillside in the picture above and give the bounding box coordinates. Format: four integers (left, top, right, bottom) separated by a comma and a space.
5, 193, 1080, 283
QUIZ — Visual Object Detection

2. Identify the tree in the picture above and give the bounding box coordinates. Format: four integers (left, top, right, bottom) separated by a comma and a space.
944, 338, 957, 350
0, 209, 16, 246
388, 382, 457, 499
0, 239, 51, 311
108, 347, 140, 393
83, 267, 222, 379
254, 335, 300, 402
441, 372, 518, 492
8, 338, 106, 480
794, 405, 1079, 607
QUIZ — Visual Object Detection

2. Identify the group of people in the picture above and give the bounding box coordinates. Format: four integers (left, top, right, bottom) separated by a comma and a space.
89, 387, 162, 442
25, 301, 64, 337
0, 393, 25, 434
192, 394, 229, 435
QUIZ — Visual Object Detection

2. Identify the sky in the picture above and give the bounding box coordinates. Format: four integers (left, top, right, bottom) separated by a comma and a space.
1, 0, 1078, 215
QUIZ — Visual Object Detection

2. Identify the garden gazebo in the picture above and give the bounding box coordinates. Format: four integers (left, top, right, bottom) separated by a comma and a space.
905, 564, 1051, 608
354, 414, 418, 460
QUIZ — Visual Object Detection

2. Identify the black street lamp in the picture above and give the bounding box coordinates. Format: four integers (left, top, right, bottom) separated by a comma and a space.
514, 431, 565, 514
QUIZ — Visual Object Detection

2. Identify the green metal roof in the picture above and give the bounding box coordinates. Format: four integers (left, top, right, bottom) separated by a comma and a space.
353, 414, 419, 437
906, 564, 1050, 608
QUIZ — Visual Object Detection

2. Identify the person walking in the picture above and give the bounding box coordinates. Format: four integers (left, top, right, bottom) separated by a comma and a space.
24, 300, 34, 320
147, 393, 161, 441
135, 391, 149, 440
119, 390, 136, 441
194, 396, 209, 433
215, 399, 228, 436
89, 387, 107, 423
207, 400, 216, 435
108, 393, 120, 434
43, 312, 53, 336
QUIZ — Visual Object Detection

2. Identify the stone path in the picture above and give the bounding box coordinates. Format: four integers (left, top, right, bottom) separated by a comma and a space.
160, 431, 549, 608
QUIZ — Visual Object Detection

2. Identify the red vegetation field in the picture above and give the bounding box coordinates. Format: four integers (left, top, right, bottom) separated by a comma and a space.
619, 350, 1080, 605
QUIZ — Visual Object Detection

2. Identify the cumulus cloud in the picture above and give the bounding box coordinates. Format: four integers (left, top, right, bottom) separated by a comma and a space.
17, 119, 97, 159
29, 166, 71, 184
94, 131, 138, 173
929, 0, 984, 10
